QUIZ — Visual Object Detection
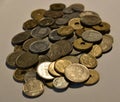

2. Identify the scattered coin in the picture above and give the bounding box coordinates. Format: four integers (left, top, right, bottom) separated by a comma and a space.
56, 18, 68, 25
61, 56, 79, 63
63, 7, 74, 14
39, 55, 50, 63
14, 45, 22, 52
75, 28, 85, 38
50, 3, 66, 11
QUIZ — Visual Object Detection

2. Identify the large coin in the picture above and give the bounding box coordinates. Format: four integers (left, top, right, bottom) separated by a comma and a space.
65, 63, 90, 83
50, 3, 66, 11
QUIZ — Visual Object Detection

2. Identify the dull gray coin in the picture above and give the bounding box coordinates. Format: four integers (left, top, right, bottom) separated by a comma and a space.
63, 7, 74, 14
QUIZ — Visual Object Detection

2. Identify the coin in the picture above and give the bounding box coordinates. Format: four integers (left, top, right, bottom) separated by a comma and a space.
23, 19, 38, 30
11, 31, 31, 46
70, 48, 81, 55
39, 55, 50, 63
65, 63, 90, 83
89, 44, 102, 58
75, 28, 85, 38
84, 69, 100, 85
55, 18, 68, 25
45, 80, 54, 88
63, 7, 74, 14
37, 62, 54, 80
61, 56, 79, 63
53, 77, 69, 89
14, 45, 22, 52
48, 62, 61, 77
23, 79, 44, 97
63, 12, 79, 20
55, 59, 72, 74
31, 26, 51, 39
66, 34, 77, 44
29, 40, 50, 54
16, 52, 39, 69
50, 3, 66, 11
81, 30, 103, 43
79, 53, 97, 68
73, 38, 93, 51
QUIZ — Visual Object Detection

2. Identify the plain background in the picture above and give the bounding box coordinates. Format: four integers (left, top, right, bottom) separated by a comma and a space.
0, 0, 120, 102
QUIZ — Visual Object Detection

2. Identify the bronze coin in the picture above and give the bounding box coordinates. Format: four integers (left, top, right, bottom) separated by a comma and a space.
75, 28, 85, 38
50, 3, 66, 11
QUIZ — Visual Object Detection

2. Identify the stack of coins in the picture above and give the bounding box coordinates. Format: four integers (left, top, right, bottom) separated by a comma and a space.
6, 3, 114, 98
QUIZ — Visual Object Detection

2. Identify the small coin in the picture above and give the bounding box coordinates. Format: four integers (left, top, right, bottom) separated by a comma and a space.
63, 7, 74, 14
29, 40, 50, 54
84, 69, 100, 85
61, 56, 79, 63
73, 38, 93, 51
81, 30, 103, 43
31, 26, 51, 39
75, 28, 85, 38
53, 77, 69, 89
50, 3, 66, 11
89, 44, 102, 58
37, 62, 54, 80
14, 45, 22, 52
11, 31, 31, 46
39, 55, 50, 63
79, 53, 97, 68
23, 19, 38, 30
68, 18, 83, 30
23, 79, 44, 97
16, 52, 39, 69
48, 62, 61, 77
65, 63, 90, 83
55, 59, 72, 74
55, 18, 68, 25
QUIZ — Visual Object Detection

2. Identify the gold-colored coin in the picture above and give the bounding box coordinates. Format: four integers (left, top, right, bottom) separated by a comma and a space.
73, 38, 93, 51
45, 80, 54, 88
84, 69, 100, 85
55, 59, 72, 74
68, 18, 83, 30
14, 45, 22, 52
79, 53, 97, 68
89, 44, 102, 58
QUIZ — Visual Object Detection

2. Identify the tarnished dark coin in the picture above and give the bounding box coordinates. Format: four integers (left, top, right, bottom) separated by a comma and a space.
75, 28, 85, 38
55, 18, 68, 25
63, 12, 79, 20
66, 34, 77, 44
39, 18, 54, 27
63, 7, 74, 14
31, 26, 51, 39
45, 80, 54, 88
29, 40, 50, 54
11, 31, 31, 46
16, 52, 39, 69
50, 3, 66, 11
39, 55, 50, 63
23, 19, 38, 30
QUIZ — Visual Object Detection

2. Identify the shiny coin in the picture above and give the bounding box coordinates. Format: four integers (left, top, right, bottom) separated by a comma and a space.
16, 52, 39, 69
48, 62, 61, 77
23, 79, 44, 97
75, 28, 85, 38
11, 31, 31, 46
29, 40, 50, 54
37, 62, 54, 80
39, 55, 50, 63
79, 53, 97, 68
73, 38, 93, 51
68, 18, 83, 30
50, 3, 66, 11
53, 77, 69, 89
55, 59, 72, 74
65, 63, 90, 83
84, 69, 100, 85
31, 26, 51, 39
63, 7, 74, 14
61, 56, 79, 63
55, 18, 68, 25
23, 19, 38, 30
57, 26, 74, 37
81, 30, 103, 43
89, 44, 102, 58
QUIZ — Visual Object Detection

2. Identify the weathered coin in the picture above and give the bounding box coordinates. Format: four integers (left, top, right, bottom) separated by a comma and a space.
89, 44, 102, 58
84, 69, 100, 85
73, 38, 93, 51
65, 63, 90, 83
45, 80, 54, 88
57, 26, 74, 37
29, 40, 50, 54
50, 3, 66, 11
16, 52, 39, 69
6, 50, 25, 68
105, 34, 114, 43
23, 19, 38, 30
61, 56, 79, 63
63, 7, 74, 14
39, 55, 50, 63
31, 9, 46, 22
81, 30, 103, 43
66, 34, 77, 44
53, 77, 69, 89
11, 31, 31, 46
75, 28, 85, 38
55, 59, 72, 74
63, 12, 79, 20
31, 26, 51, 39
23, 79, 44, 97
50, 23, 59, 29
68, 18, 83, 30
79, 53, 97, 68
14, 45, 22, 52
81, 15, 101, 26
37, 62, 54, 80
48, 62, 61, 77
55, 18, 68, 25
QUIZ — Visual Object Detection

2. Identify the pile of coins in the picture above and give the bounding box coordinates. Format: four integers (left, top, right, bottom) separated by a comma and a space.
6, 3, 114, 98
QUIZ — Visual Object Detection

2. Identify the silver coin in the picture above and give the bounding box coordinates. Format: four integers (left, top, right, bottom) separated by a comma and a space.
29, 40, 50, 54
23, 79, 44, 97
55, 18, 68, 25
66, 34, 77, 44
63, 7, 74, 14
31, 26, 51, 39
53, 77, 69, 89
65, 63, 90, 83
37, 62, 54, 80
82, 30, 103, 42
